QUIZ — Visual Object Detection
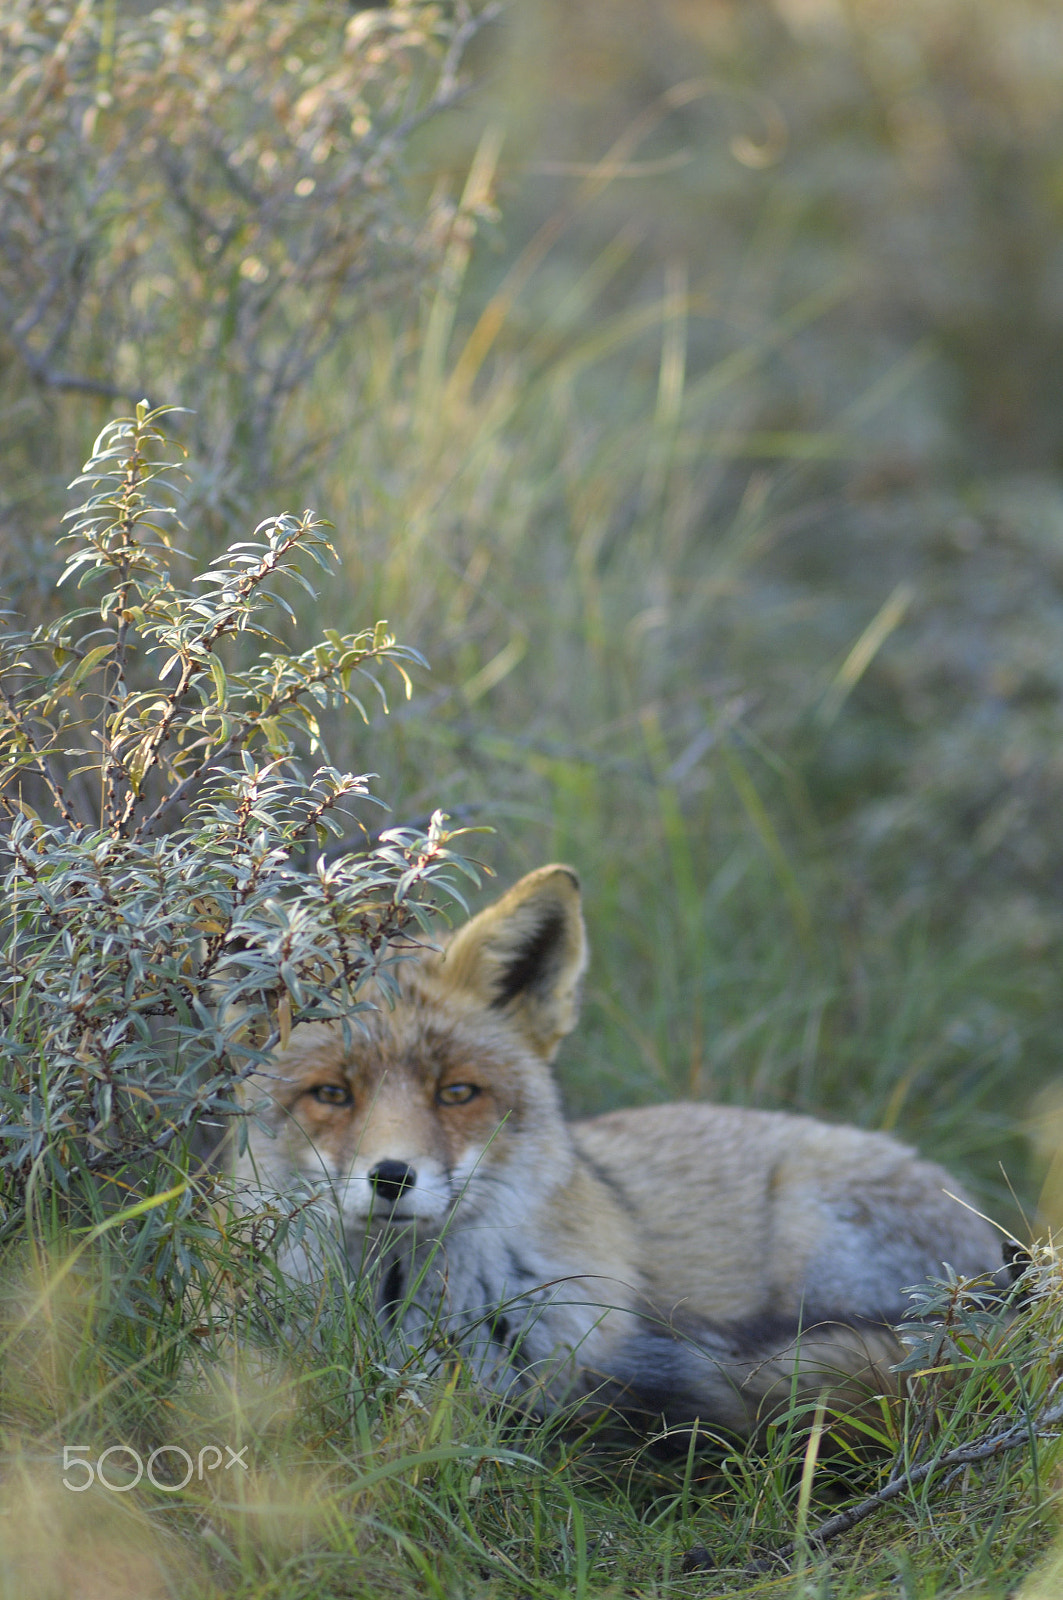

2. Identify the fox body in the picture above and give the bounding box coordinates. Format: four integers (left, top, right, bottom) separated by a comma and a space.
238, 866, 1003, 1436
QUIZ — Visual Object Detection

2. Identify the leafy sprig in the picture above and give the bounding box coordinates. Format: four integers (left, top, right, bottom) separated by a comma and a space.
0, 405, 474, 1237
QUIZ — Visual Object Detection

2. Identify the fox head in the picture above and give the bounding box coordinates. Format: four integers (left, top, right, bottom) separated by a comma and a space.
240, 865, 587, 1238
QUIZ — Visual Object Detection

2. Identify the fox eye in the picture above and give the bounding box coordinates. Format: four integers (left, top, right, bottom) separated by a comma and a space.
309, 1084, 352, 1107
436, 1083, 480, 1107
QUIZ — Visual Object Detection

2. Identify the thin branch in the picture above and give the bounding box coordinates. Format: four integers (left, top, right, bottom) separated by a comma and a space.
0, 690, 79, 826
757, 1395, 1063, 1571
425, 2, 500, 113
0, 282, 149, 405
12, 265, 66, 340
28, 369, 137, 402
131, 648, 388, 841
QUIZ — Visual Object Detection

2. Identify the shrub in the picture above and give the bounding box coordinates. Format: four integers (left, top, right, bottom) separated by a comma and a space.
0, 0, 487, 557
0, 402, 470, 1249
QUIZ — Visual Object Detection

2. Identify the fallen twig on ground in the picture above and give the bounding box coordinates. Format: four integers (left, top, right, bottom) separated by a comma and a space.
752, 1391, 1063, 1573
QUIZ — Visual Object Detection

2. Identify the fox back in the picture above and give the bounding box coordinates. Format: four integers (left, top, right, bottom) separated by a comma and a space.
237, 865, 1005, 1437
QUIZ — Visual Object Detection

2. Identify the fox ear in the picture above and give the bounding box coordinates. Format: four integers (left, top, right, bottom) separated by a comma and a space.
439, 865, 587, 1057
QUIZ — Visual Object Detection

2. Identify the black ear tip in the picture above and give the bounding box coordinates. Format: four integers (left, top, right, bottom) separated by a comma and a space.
540, 863, 580, 895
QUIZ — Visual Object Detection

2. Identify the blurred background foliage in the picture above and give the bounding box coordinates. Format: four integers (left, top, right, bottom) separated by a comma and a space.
3, 0, 1063, 1225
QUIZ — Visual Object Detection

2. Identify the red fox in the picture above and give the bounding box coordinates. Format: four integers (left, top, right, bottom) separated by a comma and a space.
237, 865, 1006, 1437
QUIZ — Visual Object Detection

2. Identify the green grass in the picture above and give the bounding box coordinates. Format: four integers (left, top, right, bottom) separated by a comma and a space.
1, 1216, 1062, 1598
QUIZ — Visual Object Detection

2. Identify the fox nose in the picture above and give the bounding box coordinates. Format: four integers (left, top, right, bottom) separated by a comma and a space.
369, 1159, 417, 1205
